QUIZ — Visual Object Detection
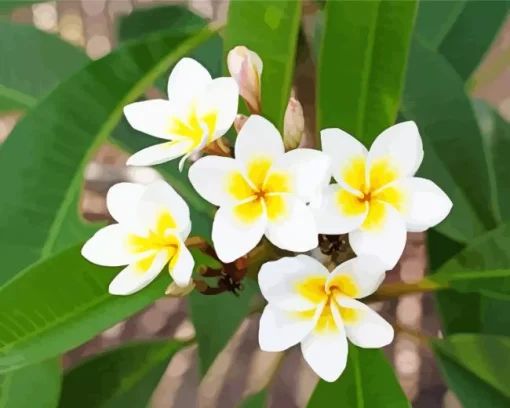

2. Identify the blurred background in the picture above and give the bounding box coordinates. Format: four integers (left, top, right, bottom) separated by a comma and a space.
1, 1, 509, 407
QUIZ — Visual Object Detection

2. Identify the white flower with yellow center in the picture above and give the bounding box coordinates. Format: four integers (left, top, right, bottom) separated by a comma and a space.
314, 122, 453, 269
188, 115, 330, 263
124, 58, 239, 170
81, 181, 194, 295
258, 255, 393, 382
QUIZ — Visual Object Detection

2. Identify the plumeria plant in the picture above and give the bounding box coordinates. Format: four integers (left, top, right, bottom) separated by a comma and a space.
0, 1, 509, 407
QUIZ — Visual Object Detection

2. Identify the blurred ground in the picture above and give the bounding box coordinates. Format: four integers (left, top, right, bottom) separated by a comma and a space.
2, 1, 509, 407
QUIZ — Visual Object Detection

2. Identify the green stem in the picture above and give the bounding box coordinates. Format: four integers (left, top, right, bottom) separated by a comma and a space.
365, 277, 448, 303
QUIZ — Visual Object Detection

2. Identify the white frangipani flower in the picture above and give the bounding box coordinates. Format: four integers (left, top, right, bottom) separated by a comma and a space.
124, 58, 239, 170
258, 255, 393, 382
82, 181, 194, 295
188, 115, 330, 263
313, 122, 452, 269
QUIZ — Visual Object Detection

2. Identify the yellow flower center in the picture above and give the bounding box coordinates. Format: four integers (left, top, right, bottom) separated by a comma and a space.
126, 210, 181, 275
167, 103, 217, 151
337, 156, 406, 230
293, 274, 361, 333
226, 156, 292, 224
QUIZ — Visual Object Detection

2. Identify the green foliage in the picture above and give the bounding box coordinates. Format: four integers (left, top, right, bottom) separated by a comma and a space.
307, 347, 409, 407
238, 390, 268, 408
189, 279, 258, 376
0, 25, 218, 287
317, 0, 417, 145
402, 38, 495, 235
432, 335, 510, 407
472, 99, 510, 222
223, 0, 301, 130
416, 0, 508, 81
0, 0, 508, 405
0, 358, 61, 408
0, 246, 212, 374
431, 268, 510, 300
433, 221, 510, 335
0, 21, 88, 112
0, 0, 51, 12
60, 340, 190, 408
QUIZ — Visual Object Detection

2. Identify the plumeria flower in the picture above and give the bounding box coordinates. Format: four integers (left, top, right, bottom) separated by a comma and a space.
188, 115, 330, 263
227, 46, 263, 113
258, 255, 393, 382
82, 180, 194, 295
313, 122, 452, 269
124, 58, 238, 170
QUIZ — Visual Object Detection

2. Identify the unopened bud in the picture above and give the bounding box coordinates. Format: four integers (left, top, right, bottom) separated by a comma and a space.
165, 281, 195, 297
283, 97, 305, 150
234, 114, 249, 133
227, 46, 263, 113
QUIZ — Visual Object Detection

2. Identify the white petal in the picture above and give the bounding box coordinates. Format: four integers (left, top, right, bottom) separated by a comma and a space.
167, 58, 212, 103
327, 256, 387, 299
188, 156, 246, 207
124, 100, 178, 140
367, 121, 423, 183
335, 297, 394, 348
265, 196, 318, 253
349, 201, 407, 270
106, 183, 147, 235
169, 238, 195, 287
259, 304, 319, 352
82, 224, 135, 267
212, 203, 266, 263
197, 77, 239, 139
312, 184, 368, 234
137, 180, 191, 236
270, 148, 331, 202
235, 115, 284, 168
108, 250, 169, 296
389, 177, 453, 232
320, 128, 368, 193
258, 255, 329, 311
301, 304, 348, 382
126, 140, 193, 167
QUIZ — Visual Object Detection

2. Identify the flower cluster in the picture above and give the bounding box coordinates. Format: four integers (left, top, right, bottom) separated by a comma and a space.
82, 49, 452, 382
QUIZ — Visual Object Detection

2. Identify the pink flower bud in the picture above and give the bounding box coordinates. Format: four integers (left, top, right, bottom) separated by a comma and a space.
227, 46, 263, 113
283, 97, 305, 150
234, 114, 249, 133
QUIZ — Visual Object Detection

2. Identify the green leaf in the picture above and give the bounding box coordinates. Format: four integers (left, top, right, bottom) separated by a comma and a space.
414, 0, 466, 49
307, 346, 409, 407
189, 279, 258, 376
117, 4, 223, 91
401, 38, 496, 236
437, 0, 508, 82
431, 268, 510, 300
239, 390, 267, 408
60, 340, 191, 408
415, 0, 507, 83
0, 26, 218, 286
0, 21, 88, 112
0, 0, 51, 12
223, 0, 301, 130
472, 99, 510, 223
317, 0, 417, 145
432, 335, 510, 408
0, 358, 61, 408
0, 245, 211, 374
434, 221, 510, 335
